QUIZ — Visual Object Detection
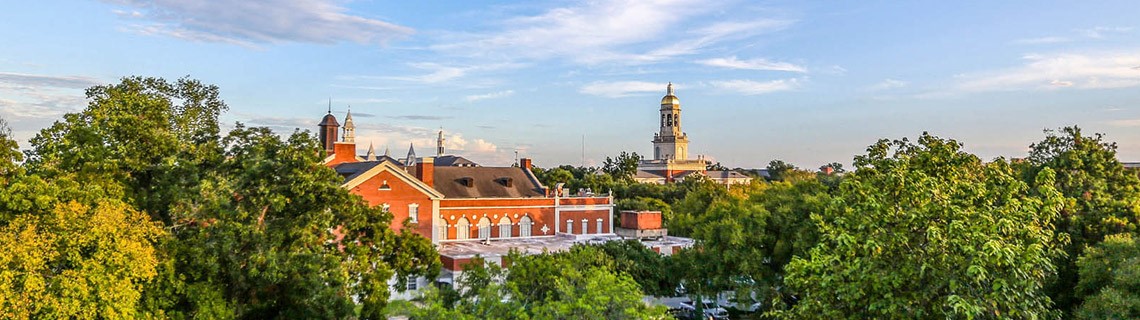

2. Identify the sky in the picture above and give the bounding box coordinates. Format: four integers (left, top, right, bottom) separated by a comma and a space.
2, 1, 1140, 169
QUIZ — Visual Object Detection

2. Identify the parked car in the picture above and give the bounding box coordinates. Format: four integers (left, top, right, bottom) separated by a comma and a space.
679, 299, 729, 320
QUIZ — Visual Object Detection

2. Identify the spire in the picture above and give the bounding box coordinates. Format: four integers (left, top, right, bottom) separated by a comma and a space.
342, 106, 355, 142
327, 98, 332, 114
667, 82, 674, 95
436, 128, 445, 156
406, 143, 417, 165
384, 145, 390, 157
365, 142, 377, 161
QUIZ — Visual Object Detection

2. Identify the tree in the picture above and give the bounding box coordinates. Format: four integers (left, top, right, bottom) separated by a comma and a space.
0, 199, 164, 319
593, 240, 677, 296
24, 76, 227, 225
602, 151, 642, 181
765, 160, 796, 181
147, 126, 439, 319
780, 133, 1064, 319
706, 162, 729, 171
1022, 126, 1140, 314
406, 248, 666, 319
1074, 233, 1140, 319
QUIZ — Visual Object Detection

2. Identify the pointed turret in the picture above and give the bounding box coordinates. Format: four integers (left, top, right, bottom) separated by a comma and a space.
365, 142, 377, 161
318, 106, 339, 154
343, 106, 356, 143
406, 143, 417, 165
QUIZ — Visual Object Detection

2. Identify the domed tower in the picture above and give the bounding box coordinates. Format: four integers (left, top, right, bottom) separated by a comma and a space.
318, 105, 339, 155
652, 83, 689, 160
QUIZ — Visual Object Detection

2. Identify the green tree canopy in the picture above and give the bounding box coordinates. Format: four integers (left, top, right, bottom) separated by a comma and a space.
780, 133, 1064, 319
1022, 126, 1140, 314
1074, 233, 1140, 319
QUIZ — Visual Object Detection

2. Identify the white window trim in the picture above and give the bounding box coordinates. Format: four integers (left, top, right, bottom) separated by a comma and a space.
408, 203, 419, 223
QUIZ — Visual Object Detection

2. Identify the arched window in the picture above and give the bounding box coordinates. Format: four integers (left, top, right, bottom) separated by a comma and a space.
498, 216, 512, 238
477, 217, 491, 240
456, 217, 470, 240
667, 114, 673, 126
519, 216, 532, 237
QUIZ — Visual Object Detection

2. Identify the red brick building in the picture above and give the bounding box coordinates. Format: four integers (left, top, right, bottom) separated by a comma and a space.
316, 110, 616, 283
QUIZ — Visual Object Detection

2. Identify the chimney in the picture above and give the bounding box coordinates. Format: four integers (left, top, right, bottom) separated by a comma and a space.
520, 158, 533, 170
416, 157, 435, 187
332, 142, 357, 164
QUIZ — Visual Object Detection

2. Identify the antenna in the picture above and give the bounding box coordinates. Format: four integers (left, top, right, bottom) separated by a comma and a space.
327, 98, 331, 113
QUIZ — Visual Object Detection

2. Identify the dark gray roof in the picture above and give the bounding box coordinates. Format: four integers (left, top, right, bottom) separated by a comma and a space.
703, 170, 751, 179
434, 155, 479, 167
433, 167, 544, 198
334, 156, 405, 183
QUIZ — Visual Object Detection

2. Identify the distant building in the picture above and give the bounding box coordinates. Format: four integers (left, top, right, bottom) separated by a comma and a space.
635, 83, 752, 185
315, 109, 688, 295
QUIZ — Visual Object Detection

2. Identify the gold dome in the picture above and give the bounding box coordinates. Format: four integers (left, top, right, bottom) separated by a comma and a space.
660, 82, 679, 106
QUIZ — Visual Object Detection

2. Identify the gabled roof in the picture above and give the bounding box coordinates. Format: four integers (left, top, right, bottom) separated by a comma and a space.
434, 155, 479, 167
338, 159, 444, 199
433, 167, 544, 198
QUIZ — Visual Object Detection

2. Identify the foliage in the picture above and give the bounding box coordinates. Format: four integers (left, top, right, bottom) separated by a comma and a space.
682, 178, 830, 308
780, 133, 1064, 319
10, 77, 440, 319
593, 240, 678, 296
24, 76, 227, 225
603, 151, 643, 181
0, 199, 164, 319
409, 248, 666, 320
765, 160, 797, 181
1022, 126, 1140, 314
1074, 233, 1140, 319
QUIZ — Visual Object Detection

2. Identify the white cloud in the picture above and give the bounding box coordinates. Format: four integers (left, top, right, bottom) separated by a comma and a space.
1107, 118, 1140, 127
470, 139, 498, 153
1014, 36, 1071, 45
870, 78, 908, 91
1081, 26, 1132, 39
431, 0, 790, 65
956, 51, 1140, 92
709, 79, 798, 95
696, 56, 806, 72
105, 0, 413, 46
465, 90, 514, 102
580, 81, 666, 98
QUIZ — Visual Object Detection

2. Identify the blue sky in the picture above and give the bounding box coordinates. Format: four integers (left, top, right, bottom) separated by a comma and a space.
3, 1, 1140, 169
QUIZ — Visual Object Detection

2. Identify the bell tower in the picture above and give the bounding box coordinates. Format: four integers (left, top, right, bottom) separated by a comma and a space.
318, 102, 339, 155
652, 83, 688, 160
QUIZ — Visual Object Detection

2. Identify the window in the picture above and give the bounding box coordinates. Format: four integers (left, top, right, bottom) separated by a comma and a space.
437, 223, 446, 242
597, 218, 604, 234
582, 219, 588, 234
379, 180, 391, 190
408, 204, 419, 223
519, 216, 532, 237
456, 217, 470, 240
566, 220, 573, 234
498, 216, 512, 238
406, 276, 418, 291
477, 217, 491, 240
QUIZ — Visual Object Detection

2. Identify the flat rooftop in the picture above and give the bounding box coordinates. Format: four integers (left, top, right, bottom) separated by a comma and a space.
437, 233, 695, 259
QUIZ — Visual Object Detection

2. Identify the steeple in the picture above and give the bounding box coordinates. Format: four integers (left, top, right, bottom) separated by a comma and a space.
384, 145, 390, 157
436, 128, 446, 156
342, 106, 356, 142
406, 143, 417, 165
365, 142, 377, 161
